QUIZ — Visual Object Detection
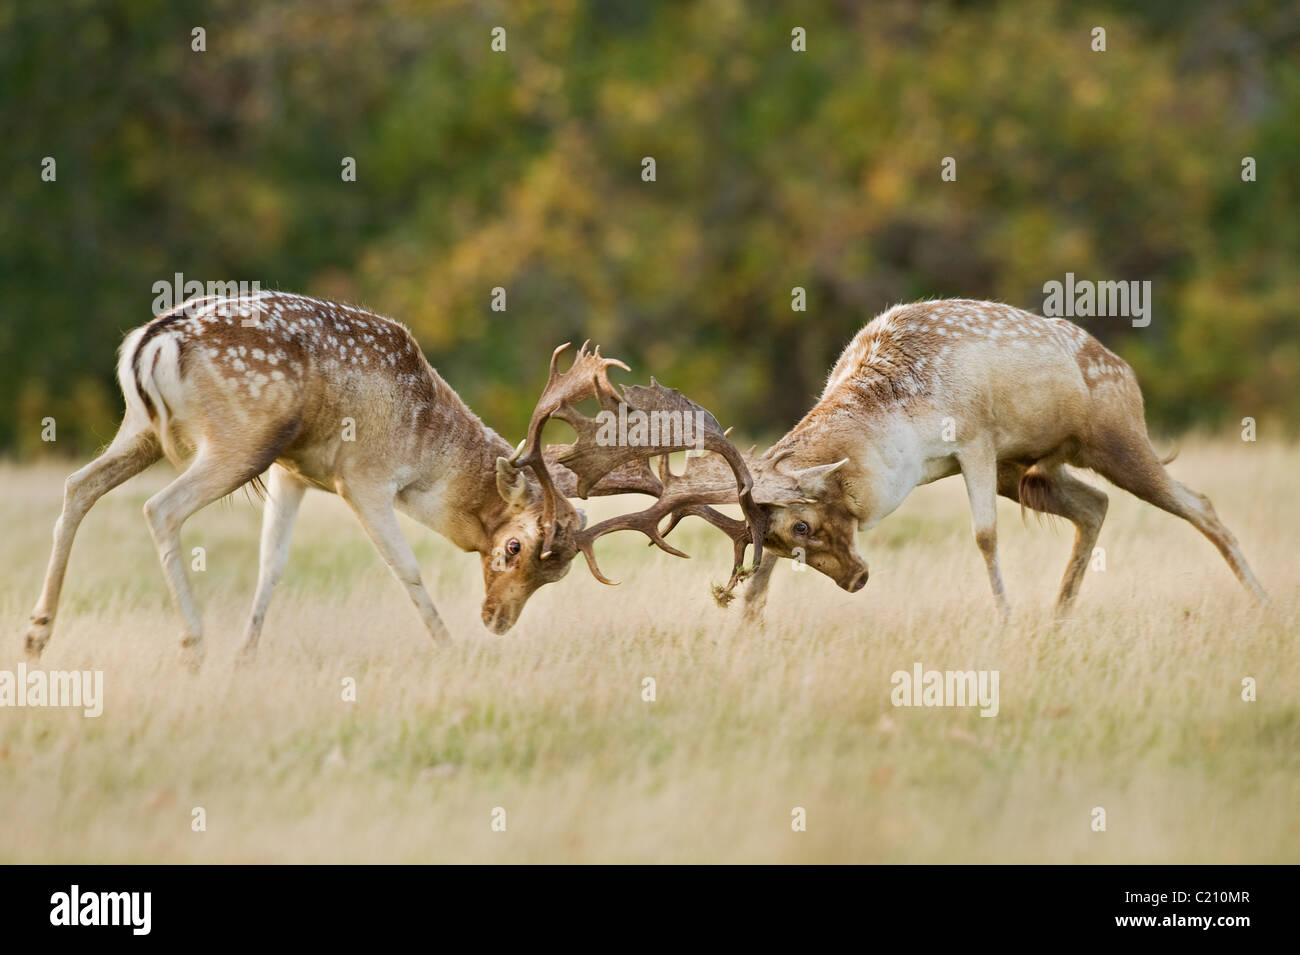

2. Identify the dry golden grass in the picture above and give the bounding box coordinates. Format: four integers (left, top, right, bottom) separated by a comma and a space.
0, 439, 1296, 862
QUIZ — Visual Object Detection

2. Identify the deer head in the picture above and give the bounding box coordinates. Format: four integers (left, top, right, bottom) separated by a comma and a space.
479, 342, 764, 633
654, 444, 869, 601
747, 449, 868, 593
478, 453, 587, 633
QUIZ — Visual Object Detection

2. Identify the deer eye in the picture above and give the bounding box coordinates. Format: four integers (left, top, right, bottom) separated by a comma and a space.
506, 538, 522, 556
793, 521, 810, 536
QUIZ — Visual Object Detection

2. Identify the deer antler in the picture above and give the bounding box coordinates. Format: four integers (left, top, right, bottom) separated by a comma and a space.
516, 347, 766, 586
563, 380, 764, 585
545, 446, 757, 586
511, 341, 628, 559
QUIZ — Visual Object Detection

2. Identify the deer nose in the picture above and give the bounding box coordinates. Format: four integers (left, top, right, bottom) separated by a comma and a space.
481, 604, 511, 634
847, 569, 869, 593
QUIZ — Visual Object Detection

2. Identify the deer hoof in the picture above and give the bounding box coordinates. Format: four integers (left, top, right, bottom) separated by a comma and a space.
24, 618, 51, 658
179, 637, 205, 673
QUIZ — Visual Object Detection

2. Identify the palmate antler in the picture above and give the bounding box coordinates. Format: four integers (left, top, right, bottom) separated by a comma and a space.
512, 342, 766, 587
510, 341, 629, 559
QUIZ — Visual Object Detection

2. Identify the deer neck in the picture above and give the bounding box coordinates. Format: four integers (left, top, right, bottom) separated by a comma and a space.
395, 376, 517, 555
771, 392, 925, 526
772, 392, 869, 474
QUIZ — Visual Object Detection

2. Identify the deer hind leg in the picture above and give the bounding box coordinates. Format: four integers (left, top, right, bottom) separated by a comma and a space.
1081, 430, 1269, 605
238, 464, 308, 662
144, 447, 267, 669
338, 482, 451, 644
959, 444, 1012, 620
25, 427, 162, 657
997, 461, 1108, 614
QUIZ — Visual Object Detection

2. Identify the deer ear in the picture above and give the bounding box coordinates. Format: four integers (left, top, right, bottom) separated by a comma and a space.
496, 457, 531, 512
791, 458, 848, 498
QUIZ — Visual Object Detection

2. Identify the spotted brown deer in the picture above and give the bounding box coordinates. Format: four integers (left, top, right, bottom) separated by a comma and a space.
22, 292, 760, 666
675, 299, 1270, 620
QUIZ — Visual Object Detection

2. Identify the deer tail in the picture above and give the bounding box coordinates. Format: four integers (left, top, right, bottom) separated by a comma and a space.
118, 320, 189, 468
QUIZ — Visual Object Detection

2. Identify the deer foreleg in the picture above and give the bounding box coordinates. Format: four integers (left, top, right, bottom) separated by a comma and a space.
741, 553, 778, 624
959, 446, 1011, 620
339, 482, 451, 644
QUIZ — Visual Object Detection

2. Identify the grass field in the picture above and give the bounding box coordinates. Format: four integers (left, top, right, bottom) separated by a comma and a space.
0, 439, 1296, 863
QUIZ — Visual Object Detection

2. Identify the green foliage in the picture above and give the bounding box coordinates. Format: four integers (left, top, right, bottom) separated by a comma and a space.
1, 0, 1296, 455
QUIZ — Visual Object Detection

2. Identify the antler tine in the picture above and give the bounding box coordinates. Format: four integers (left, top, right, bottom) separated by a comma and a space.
546, 340, 570, 385
576, 498, 692, 585
577, 541, 619, 586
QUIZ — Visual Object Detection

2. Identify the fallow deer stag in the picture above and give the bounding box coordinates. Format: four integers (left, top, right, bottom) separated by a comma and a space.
22, 291, 759, 665
679, 299, 1270, 620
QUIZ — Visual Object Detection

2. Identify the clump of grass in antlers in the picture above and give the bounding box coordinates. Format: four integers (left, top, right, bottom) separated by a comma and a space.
711, 565, 754, 608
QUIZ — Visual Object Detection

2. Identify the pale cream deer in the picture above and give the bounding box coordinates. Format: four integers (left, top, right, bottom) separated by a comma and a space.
679, 299, 1270, 620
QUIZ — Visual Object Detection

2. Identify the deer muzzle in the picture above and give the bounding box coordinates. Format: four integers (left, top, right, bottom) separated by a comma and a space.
481, 601, 519, 635
845, 568, 869, 592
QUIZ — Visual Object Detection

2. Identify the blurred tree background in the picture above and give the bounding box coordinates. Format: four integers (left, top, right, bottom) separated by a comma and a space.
2, 0, 1297, 457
